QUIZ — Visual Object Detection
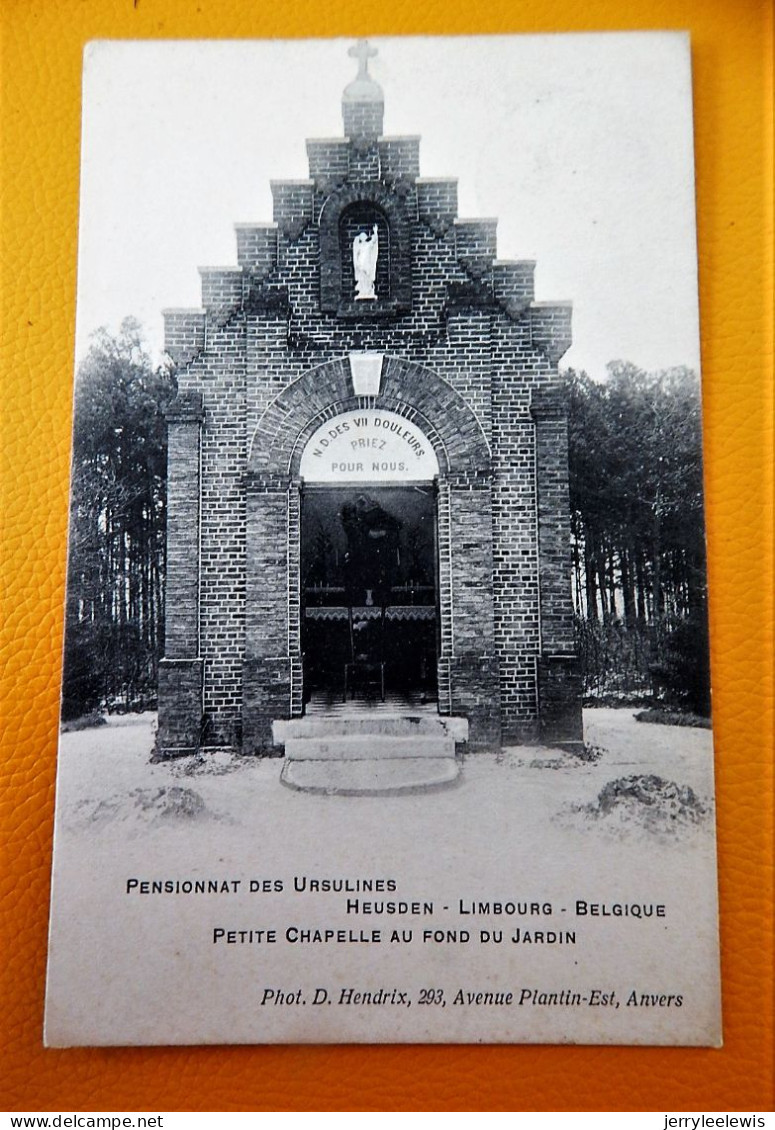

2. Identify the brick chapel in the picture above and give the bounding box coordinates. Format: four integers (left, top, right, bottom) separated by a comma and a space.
157, 41, 583, 770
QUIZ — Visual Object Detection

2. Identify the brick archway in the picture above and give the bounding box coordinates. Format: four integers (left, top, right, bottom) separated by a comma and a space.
247, 355, 492, 479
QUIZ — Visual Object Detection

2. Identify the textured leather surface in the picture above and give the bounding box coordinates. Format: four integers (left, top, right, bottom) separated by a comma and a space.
1, 0, 772, 1112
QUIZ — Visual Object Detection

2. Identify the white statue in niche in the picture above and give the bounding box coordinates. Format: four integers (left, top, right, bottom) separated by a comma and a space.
352, 223, 379, 300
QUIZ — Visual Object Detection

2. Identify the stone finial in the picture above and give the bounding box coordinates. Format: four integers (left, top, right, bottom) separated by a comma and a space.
342, 38, 384, 119
348, 38, 377, 82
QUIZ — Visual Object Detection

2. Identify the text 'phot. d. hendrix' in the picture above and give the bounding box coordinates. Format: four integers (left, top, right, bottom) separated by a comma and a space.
45, 33, 721, 1046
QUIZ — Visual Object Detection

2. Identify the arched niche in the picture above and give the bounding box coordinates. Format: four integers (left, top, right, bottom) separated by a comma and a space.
318, 184, 412, 315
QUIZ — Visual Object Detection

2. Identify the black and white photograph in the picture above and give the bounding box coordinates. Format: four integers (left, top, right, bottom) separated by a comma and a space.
45, 33, 721, 1046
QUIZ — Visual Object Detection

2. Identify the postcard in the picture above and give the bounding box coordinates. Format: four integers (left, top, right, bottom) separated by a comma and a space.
45, 33, 721, 1045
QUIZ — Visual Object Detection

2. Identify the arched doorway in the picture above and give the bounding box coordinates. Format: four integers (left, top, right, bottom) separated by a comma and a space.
298, 409, 440, 709
243, 354, 501, 752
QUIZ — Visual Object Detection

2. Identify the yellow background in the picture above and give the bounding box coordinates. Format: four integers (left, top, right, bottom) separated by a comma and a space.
1, 0, 772, 1112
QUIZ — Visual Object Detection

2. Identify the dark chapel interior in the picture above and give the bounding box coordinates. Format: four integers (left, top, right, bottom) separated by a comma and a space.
301, 486, 438, 704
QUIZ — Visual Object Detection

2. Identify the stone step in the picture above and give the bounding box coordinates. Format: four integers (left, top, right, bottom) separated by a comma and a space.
280, 756, 460, 795
273, 713, 468, 743
284, 734, 454, 761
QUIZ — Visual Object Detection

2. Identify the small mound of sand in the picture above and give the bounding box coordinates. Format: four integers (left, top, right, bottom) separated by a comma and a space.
74, 786, 212, 828
596, 774, 707, 818
573, 743, 605, 763
131, 786, 207, 819
526, 744, 604, 770
560, 774, 711, 840
168, 751, 241, 778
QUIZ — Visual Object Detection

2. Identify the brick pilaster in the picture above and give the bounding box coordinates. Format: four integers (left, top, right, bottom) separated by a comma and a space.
531, 387, 583, 745
445, 473, 501, 748
242, 473, 294, 752
157, 391, 205, 755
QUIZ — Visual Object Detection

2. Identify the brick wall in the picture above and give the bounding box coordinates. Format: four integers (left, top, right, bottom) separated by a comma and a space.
163, 392, 203, 658
157, 659, 203, 755
342, 100, 384, 141
242, 481, 293, 751
157, 393, 204, 754
235, 224, 278, 277
447, 481, 501, 748
163, 310, 206, 368
306, 138, 350, 182
379, 137, 420, 181
532, 388, 576, 657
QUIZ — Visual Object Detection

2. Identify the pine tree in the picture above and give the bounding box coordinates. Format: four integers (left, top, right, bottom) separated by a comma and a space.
62, 320, 176, 719
565, 364, 709, 713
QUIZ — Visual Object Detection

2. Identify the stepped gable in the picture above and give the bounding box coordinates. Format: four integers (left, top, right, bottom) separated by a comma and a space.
163, 39, 570, 364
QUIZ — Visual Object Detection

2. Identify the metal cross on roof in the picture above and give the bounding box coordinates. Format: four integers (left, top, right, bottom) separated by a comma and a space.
348, 38, 377, 80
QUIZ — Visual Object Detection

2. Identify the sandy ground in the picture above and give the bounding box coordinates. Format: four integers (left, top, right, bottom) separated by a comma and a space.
45, 709, 722, 1047
54, 707, 715, 836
